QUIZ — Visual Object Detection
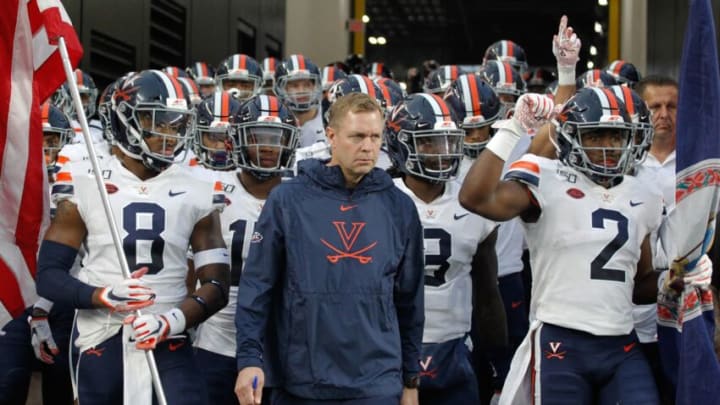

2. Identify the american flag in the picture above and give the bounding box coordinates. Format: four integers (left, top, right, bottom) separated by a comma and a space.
0, 0, 82, 327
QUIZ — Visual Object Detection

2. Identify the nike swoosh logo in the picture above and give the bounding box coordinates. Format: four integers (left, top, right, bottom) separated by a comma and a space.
107, 291, 132, 302
623, 342, 636, 352
629, 200, 643, 207
340, 204, 358, 212
454, 213, 470, 220
168, 340, 185, 351
511, 301, 523, 309
168, 190, 186, 197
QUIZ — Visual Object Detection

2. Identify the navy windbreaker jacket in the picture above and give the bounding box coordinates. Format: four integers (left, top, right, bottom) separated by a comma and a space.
235, 158, 425, 399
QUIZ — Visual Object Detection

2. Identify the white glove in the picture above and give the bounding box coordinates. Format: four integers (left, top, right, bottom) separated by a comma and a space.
98, 267, 156, 312
552, 15, 582, 68
29, 309, 59, 364
513, 93, 555, 131
684, 254, 712, 289
124, 308, 186, 350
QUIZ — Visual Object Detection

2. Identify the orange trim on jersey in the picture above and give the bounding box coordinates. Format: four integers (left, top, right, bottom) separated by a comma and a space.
296, 55, 306, 70
503, 62, 514, 86
56, 155, 70, 164
601, 88, 620, 115
214, 181, 223, 191
621, 87, 635, 115
56, 172, 72, 182
509, 160, 540, 174
430, 94, 451, 121
467, 74, 481, 116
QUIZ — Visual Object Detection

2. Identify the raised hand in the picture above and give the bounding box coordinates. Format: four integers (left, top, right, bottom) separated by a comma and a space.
552, 15, 582, 68
513, 93, 555, 131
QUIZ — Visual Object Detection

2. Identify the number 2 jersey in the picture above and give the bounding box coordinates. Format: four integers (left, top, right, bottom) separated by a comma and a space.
52, 156, 224, 350
394, 178, 496, 343
191, 169, 266, 358
504, 154, 663, 336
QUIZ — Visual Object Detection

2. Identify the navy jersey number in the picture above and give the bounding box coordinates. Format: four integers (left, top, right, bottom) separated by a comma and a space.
229, 219, 247, 285
424, 228, 452, 286
591, 208, 628, 282
123, 202, 165, 274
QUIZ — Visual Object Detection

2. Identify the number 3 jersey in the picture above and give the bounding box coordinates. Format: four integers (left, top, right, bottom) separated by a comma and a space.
192, 169, 266, 358
505, 154, 664, 336
52, 157, 224, 350
394, 178, 496, 344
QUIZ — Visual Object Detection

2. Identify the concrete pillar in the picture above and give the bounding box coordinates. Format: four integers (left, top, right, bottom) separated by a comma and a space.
285, 0, 351, 66
620, 0, 647, 74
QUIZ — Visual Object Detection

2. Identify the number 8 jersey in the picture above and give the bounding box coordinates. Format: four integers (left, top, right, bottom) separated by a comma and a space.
505, 154, 664, 336
52, 157, 224, 350
394, 178, 497, 344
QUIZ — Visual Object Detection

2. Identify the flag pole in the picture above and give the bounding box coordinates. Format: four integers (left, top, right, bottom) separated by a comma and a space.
56, 36, 168, 405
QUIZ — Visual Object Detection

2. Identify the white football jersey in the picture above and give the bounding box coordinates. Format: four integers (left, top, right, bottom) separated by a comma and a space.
193, 170, 266, 357
456, 135, 531, 278
52, 157, 224, 350
298, 109, 326, 147
56, 140, 111, 172
394, 178, 496, 343
70, 118, 104, 144
504, 154, 664, 336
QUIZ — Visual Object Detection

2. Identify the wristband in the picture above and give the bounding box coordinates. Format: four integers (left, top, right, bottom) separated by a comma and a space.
164, 307, 187, 336
34, 297, 54, 313
486, 122, 522, 161
193, 248, 230, 270
557, 65, 576, 86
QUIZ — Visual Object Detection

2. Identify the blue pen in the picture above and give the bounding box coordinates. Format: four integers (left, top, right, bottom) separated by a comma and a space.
252, 375, 258, 390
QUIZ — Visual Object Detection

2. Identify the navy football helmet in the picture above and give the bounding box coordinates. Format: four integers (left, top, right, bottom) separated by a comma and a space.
98, 72, 135, 144
610, 85, 653, 167
321, 66, 348, 91
194, 91, 242, 170
423, 65, 462, 95
216, 54, 264, 100
274, 54, 323, 112
234, 95, 300, 179
374, 77, 405, 114
186, 61, 217, 98
553, 87, 635, 184
111, 70, 195, 171
483, 40, 529, 74
41, 101, 72, 171
444, 73, 501, 158
576, 69, 618, 89
261, 57, 281, 95
386, 93, 464, 182
605, 60, 642, 87
51, 69, 98, 119
479, 60, 527, 118
367, 62, 394, 80
525, 67, 555, 94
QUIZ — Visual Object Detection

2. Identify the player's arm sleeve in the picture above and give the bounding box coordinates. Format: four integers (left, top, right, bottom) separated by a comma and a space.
235, 192, 285, 370
38, 166, 95, 309
394, 202, 425, 378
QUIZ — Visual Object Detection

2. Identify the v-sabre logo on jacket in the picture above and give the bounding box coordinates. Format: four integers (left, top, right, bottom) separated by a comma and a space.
320, 221, 377, 264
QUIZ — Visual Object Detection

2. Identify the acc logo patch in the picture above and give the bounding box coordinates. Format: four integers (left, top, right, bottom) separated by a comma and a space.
566, 188, 584, 199
250, 232, 263, 243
